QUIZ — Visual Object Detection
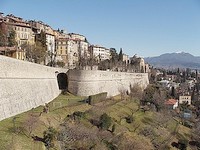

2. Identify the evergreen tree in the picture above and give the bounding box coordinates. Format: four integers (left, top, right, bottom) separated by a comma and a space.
118, 48, 123, 61
35, 30, 47, 63
196, 69, 198, 81
8, 30, 17, 47
36, 30, 47, 48
99, 113, 112, 130
171, 86, 176, 98
110, 48, 118, 62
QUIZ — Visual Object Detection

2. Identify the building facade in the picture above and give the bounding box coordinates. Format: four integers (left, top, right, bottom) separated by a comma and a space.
0, 14, 35, 60
29, 20, 56, 65
179, 96, 191, 105
89, 45, 110, 61
56, 33, 89, 68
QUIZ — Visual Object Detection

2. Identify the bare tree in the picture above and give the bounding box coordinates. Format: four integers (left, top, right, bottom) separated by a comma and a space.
129, 83, 143, 101
23, 113, 38, 137
118, 87, 127, 101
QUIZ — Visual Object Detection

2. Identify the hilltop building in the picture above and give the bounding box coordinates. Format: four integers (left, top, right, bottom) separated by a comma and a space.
0, 12, 150, 72
56, 33, 89, 68
29, 20, 56, 65
179, 96, 191, 105
0, 14, 35, 60
122, 54, 129, 64
89, 45, 110, 62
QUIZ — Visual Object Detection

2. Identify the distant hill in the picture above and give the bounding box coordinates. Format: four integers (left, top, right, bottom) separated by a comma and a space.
145, 52, 200, 69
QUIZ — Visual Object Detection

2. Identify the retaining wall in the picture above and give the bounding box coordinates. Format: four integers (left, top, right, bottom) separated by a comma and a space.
0, 55, 149, 121
0, 55, 67, 121
68, 70, 149, 97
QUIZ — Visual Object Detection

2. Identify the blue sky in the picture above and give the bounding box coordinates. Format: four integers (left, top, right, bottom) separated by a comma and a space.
1, 0, 200, 57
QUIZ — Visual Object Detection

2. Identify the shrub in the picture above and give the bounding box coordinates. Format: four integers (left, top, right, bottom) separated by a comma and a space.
88, 92, 107, 105
178, 138, 188, 150
43, 127, 58, 149
125, 115, 134, 124
111, 124, 116, 133
99, 113, 112, 130
103, 140, 118, 150
73, 111, 86, 120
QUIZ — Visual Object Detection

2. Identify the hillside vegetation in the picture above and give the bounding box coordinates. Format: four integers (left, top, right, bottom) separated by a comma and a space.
0, 92, 195, 150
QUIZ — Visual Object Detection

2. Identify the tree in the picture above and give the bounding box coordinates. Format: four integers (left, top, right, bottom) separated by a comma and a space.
56, 60, 65, 67
36, 30, 47, 48
196, 69, 198, 81
142, 84, 157, 104
110, 48, 118, 62
171, 86, 177, 98
23, 113, 38, 137
129, 84, 143, 101
0, 23, 7, 46
8, 29, 17, 47
43, 127, 57, 149
35, 30, 47, 64
21, 42, 46, 63
98, 59, 110, 70
118, 48, 123, 61
21, 43, 32, 61
152, 90, 166, 112
99, 113, 112, 130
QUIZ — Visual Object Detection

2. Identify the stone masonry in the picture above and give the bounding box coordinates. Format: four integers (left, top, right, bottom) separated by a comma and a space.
0, 55, 149, 121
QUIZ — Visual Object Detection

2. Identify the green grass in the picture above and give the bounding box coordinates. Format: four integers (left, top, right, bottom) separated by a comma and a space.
0, 93, 91, 150
0, 94, 193, 150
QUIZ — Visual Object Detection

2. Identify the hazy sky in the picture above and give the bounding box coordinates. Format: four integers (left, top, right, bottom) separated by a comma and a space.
1, 0, 200, 57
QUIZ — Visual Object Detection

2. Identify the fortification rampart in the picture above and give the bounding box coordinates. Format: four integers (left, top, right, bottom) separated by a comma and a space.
0, 55, 67, 121
68, 70, 149, 97
0, 55, 149, 121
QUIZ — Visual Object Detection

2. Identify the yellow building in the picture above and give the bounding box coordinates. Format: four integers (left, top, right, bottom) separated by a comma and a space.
56, 38, 80, 68
0, 46, 24, 60
5, 14, 35, 47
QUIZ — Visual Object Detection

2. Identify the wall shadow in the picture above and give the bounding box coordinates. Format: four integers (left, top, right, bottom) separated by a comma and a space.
57, 73, 68, 90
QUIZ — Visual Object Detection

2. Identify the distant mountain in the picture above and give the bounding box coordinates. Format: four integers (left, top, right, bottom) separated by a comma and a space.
145, 52, 200, 69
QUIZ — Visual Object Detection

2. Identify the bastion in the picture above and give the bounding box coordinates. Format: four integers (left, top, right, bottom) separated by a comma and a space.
0, 55, 67, 121
67, 69, 149, 97
0, 55, 149, 121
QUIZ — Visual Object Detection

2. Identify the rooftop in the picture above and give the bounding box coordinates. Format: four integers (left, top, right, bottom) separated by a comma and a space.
165, 99, 178, 105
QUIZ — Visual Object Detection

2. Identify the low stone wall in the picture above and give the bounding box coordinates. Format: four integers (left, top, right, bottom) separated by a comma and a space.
0, 55, 67, 121
68, 70, 149, 97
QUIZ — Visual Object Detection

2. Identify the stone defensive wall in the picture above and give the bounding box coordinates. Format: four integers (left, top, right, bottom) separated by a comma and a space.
0, 55, 149, 121
0, 55, 68, 121
68, 70, 149, 97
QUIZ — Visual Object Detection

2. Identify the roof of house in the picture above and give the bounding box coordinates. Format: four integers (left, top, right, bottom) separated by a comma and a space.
165, 99, 177, 105
0, 46, 17, 51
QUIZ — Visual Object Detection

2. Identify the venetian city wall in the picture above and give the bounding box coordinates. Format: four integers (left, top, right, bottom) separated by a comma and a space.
0, 55, 149, 121
68, 70, 149, 97
0, 55, 67, 121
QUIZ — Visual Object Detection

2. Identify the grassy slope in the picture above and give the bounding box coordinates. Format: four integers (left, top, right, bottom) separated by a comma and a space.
0, 94, 192, 150
0, 93, 91, 150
